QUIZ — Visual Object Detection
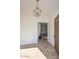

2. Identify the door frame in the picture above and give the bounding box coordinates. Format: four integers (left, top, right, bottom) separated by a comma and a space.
54, 15, 59, 54
37, 22, 48, 42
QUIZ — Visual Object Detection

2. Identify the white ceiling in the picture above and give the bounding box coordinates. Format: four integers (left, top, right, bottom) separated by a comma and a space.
21, 0, 59, 17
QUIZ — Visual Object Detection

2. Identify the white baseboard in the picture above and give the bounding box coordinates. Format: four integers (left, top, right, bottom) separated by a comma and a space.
20, 40, 38, 45
48, 39, 54, 46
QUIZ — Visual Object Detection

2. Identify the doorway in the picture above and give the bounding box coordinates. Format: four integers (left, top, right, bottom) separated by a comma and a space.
38, 22, 48, 41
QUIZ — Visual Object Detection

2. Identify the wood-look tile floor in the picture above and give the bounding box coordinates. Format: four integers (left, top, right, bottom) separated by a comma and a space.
20, 39, 58, 59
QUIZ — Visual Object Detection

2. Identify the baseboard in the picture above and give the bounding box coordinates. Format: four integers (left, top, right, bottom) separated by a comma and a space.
48, 39, 54, 46
20, 43, 37, 49
20, 40, 38, 45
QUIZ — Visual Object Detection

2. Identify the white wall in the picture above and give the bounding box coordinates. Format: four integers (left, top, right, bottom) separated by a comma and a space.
20, 15, 49, 45
48, 9, 59, 46
20, 0, 50, 45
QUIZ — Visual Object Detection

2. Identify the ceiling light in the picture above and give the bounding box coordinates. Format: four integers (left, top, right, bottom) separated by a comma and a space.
33, 0, 42, 17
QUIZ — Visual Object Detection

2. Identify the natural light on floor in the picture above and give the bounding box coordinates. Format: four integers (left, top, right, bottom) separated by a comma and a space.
20, 47, 47, 59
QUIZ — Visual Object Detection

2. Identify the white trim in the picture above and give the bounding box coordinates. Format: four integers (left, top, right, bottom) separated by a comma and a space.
20, 40, 38, 45
48, 37, 54, 46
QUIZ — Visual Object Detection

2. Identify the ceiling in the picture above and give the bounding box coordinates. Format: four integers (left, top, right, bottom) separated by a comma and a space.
20, 0, 59, 17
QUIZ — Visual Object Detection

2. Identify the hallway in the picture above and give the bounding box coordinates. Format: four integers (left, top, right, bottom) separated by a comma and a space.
20, 39, 58, 59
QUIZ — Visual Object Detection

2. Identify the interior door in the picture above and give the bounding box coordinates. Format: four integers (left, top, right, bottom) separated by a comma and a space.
54, 15, 59, 54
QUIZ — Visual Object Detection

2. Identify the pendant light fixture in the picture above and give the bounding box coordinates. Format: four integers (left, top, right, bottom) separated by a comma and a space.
33, 0, 42, 17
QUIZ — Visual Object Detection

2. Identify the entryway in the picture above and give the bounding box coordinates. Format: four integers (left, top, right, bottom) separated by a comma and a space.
38, 22, 48, 41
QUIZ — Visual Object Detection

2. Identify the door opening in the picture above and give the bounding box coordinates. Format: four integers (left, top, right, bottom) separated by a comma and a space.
38, 22, 48, 41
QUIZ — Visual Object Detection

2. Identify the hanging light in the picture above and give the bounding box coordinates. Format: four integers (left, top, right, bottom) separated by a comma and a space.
33, 0, 42, 17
